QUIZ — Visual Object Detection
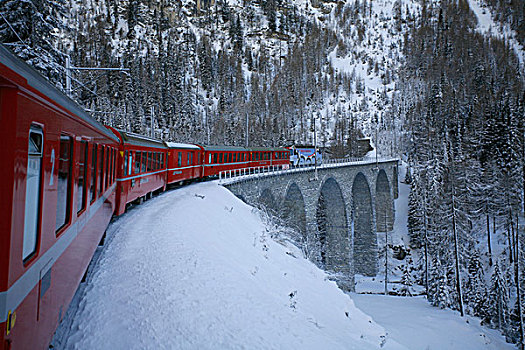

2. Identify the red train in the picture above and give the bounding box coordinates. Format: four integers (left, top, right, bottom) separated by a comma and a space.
0, 44, 289, 349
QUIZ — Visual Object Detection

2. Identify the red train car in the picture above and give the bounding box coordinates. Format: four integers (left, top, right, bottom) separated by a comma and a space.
248, 147, 290, 170
0, 45, 119, 350
202, 145, 249, 177
165, 142, 203, 185
107, 128, 168, 216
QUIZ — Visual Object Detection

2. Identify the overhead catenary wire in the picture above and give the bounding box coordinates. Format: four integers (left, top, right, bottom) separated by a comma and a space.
1, 11, 126, 117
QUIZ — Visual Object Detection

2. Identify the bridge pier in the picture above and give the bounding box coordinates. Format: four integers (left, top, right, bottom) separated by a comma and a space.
224, 159, 398, 292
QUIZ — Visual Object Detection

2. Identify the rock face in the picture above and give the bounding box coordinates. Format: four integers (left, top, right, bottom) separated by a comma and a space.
225, 159, 398, 291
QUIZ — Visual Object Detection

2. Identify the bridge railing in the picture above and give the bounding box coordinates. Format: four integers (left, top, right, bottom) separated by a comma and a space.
218, 156, 397, 185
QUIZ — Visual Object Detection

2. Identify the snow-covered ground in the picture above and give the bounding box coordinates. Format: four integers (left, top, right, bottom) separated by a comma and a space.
352, 294, 514, 350
53, 181, 512, 349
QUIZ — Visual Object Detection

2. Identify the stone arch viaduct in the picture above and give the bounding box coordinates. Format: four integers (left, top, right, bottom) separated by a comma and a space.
223, 159, 399, 291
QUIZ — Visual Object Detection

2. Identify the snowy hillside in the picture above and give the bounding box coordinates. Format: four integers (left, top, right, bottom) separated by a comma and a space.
53, 182, 403, 349
52, 182, 512, 349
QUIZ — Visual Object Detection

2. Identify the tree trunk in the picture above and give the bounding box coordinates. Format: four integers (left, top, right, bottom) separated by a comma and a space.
424, 194, 429, 295
508, 213, 514, 263
514, 215, 524, 350
452, 192, 464, 317
487, 212, 493, 266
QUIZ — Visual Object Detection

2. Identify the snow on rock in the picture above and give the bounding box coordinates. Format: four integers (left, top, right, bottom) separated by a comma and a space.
352, 294, 514, 350
57, 182, 404, 350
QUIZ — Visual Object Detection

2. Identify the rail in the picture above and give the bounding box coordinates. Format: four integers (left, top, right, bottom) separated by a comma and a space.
218, 156, 398, 185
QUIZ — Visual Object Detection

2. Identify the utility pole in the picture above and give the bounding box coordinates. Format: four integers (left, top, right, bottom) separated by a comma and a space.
314, 112, 318, 181
66, 55, 71, 97
384, 208, 389, 296
150, 106, 155, 138
375, 113, 379, 168
64, 56, 129, 98
245, 111, 249, 147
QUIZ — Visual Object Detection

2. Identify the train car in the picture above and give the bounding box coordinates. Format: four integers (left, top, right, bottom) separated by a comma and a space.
107, 127, 168, 216
202, 145, 249, 178
0, 44, 120, 350
165, 142, 203, 185
248, 147, 290, 170
288, 145, 322, 167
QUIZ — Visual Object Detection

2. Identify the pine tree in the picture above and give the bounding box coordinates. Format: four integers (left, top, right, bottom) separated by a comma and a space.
399, 262, 414, 296
487, 260, 509, 330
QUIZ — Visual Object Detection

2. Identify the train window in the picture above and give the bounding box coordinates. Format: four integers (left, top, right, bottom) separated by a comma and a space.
178, 152, 182, 167
105, 149, 110, 189
77, 141, 88, 214
98, 147, 104, 195
160, 153, 163, 169
135, 152, 141, 174
141, 152, 147, 173
147, 152, 151, 172
213, 153, 217, 164
156, 153, 160, 170
111, 149, 115, 183
109, 148, 112, 184
110, 148, 114, 183
151, 152, 155, 171
56, 135, 72, 233
124, 150, 128, 176
129, 152, 133, 174
187, 153, 190, 166
90, 144, 97, 203
219, 153, 223, 163
23, 126, 43, 261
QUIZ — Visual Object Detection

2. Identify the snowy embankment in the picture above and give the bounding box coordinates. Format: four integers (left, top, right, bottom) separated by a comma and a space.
352, 294, 514, 350
54, 182, 403, 350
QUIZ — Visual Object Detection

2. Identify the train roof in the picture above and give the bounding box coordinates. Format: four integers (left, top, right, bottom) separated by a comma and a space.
248, 147, 288, 152
200, 145, 247, 152
164, 142, 201, 150
114, 129, 167, 148
0, 44, 119, 143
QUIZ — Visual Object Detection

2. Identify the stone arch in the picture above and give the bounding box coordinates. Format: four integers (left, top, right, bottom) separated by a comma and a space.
281, 182, 306, 240
259, 188, 276, 213
316, 178, 350, 274
352, 172, 377, 276
376, 169, 394, 232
